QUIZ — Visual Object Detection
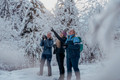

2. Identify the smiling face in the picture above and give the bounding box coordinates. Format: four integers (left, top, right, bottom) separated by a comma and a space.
69, 29, 75, 35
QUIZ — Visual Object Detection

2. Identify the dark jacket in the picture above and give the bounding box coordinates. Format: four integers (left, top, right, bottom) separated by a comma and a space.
65, 35, 80, 58
52, 30, 66, 53
40, 38, 53, 55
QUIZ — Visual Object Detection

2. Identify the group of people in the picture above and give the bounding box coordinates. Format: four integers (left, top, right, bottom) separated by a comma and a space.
39, 28, 83, 80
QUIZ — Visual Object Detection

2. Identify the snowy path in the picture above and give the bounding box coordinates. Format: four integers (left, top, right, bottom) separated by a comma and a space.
0, 64, 102, 80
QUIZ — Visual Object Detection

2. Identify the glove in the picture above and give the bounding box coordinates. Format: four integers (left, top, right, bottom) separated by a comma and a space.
42, 35, 47, 40
42, 35, 45, 40
53, 44, 57, 48
63, 44, 68, 49
51, 28, 55, 32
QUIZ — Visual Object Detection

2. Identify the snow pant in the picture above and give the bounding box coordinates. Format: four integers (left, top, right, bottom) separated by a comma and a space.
67, 57, 80, 80
56, 53, 65, 76
40, 54, 52, 76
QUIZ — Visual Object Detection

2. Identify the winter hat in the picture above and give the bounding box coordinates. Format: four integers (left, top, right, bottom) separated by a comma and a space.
61, 30, 67, 37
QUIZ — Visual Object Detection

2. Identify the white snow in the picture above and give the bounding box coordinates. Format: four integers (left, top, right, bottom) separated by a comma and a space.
0, 63, 102, 80
0, 41, 26, 71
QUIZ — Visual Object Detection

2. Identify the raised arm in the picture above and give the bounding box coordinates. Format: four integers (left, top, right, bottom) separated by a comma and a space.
51, 28, 65, 43
40, 35, 46, 46
40, 39, 44, 46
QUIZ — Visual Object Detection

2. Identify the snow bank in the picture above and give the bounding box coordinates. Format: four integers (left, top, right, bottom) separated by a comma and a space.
0, 41, 26, 71
0, 63, 102, 80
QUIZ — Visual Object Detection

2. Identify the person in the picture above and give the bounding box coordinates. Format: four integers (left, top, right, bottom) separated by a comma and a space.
65, 29, 81, 80
40, 32, 53, 76
51, 28, 67, 80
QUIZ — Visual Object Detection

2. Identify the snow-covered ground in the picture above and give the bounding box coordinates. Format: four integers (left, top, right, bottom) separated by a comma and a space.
0, 63, 102, 80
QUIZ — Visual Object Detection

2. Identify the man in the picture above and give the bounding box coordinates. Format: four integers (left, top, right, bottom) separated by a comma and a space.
65, 29, 81, 80
51, 28, 67, 80
40, 32, 53, 76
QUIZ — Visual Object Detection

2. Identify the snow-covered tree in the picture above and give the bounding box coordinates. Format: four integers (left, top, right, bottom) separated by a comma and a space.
0, 0, 29, 39
0, 0, 10, 19
10, 0, 29, 32
53, 0, 79, 31
75, 0, 108, 63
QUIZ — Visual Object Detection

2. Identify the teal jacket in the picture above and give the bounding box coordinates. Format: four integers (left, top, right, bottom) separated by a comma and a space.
65, 34, 81, 58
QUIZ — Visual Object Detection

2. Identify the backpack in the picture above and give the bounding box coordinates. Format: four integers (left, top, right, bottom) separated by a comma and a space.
78, 37, 83, 52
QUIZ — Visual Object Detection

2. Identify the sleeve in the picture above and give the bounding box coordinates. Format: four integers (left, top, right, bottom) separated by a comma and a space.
73, 37, 80, 43
46, 39, 54, 48
52, 30, 65, 43
40, 39, 44, 46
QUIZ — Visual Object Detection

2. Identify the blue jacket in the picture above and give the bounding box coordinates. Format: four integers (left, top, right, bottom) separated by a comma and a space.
40, 38, 53, 55
65, 35, 81, 58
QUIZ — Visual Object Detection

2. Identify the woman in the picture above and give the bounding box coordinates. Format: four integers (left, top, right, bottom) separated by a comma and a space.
51, 28, 67, 80
40, 32, 53, 76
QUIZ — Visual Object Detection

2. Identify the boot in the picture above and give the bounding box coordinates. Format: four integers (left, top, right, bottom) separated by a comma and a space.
67, 72, 72, 80
58, 74, 64, 80
48, 71, 52, 76
75, 72, 80, 80
48, 62, 52, 76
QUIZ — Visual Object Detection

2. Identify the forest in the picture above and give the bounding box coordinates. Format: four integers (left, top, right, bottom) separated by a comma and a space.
0, 0, 120, 80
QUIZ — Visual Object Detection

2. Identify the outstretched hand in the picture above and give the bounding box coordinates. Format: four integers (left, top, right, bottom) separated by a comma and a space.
51, 27, 54, 32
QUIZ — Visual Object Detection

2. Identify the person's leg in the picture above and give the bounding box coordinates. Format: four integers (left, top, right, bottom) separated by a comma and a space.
60, 53, 65, 75
40, 55, 46, 75
46, 55, 52, 76
58, 53, 65, 80
75, 72, 80, 80
71, 57, 80, 80
56, 53, 61, 74
67, 58, 72, 80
